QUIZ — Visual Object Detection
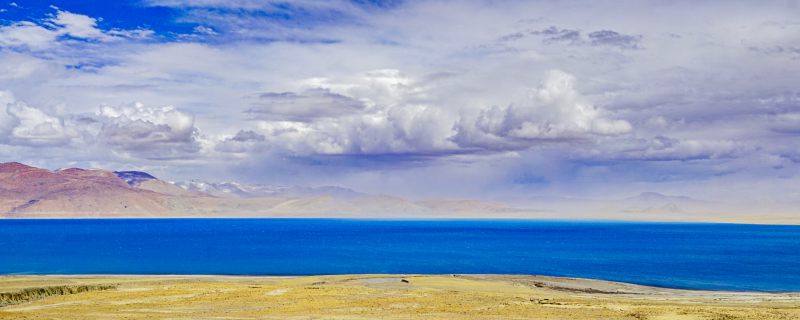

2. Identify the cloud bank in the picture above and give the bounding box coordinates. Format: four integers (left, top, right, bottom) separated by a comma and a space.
0, 0, 798, 207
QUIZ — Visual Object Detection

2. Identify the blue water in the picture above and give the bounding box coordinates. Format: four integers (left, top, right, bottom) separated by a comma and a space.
1, 219, 799, 292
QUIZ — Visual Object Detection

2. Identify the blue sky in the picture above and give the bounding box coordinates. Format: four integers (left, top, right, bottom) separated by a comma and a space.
0, 0, 204, 43
1, 0, 800, 207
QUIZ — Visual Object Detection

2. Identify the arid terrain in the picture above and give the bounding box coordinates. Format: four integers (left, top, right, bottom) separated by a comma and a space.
0, 275, 798, 319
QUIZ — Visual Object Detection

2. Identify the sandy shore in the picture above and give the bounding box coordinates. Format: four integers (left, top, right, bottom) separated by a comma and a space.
1, 275, 798, 319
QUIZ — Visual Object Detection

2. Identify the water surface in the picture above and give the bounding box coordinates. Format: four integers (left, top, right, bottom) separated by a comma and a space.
2, 219, 799, 292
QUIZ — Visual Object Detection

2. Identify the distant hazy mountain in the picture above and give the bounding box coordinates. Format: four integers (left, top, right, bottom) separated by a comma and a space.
618, 192, 706, 214
0, 162, 793, 223
624, 192, 700, 204
173, 180, 365, 199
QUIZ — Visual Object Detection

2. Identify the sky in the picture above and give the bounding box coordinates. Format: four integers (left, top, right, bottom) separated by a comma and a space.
0, 0, 799, 205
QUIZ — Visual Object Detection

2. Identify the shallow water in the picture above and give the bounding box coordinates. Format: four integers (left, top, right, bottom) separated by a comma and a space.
2, 219, 799, 291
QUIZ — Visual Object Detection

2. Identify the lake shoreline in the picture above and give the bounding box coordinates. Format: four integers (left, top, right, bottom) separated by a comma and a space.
2, 274, 798, 319
3, 274, 799, 294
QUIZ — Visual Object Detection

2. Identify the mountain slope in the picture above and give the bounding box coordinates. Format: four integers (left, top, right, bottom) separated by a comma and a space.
0, 162, 169, 216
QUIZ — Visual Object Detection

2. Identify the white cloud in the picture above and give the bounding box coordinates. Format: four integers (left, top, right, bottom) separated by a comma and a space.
1, 91, 206, 160
7, 104, 72, 146
0, 8, 151, 51
0, 91, 17, 136
0, 54, 59, 80
0, 91, 73, 146
49, 10, 106, 40
95, 103, 202, 159
239, 113, 454, 157
228, 68, 458, 155
455, 70, 631, 150
193, 25, 217, 35
227, 69, 629, 156
1, 0, 800, 203
308, 102, 456, 155
106, 29, 155, 40
0, 22, 59, 50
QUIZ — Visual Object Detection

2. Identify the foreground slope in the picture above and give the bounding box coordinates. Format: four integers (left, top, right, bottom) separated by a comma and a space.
1, 275, 798, 319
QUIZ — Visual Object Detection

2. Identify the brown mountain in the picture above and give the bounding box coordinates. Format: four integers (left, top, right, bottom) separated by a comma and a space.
0, 162, 170, 216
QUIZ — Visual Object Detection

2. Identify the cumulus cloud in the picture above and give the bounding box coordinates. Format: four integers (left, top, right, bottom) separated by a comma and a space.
0, 91, 205, 159
455, 70, 631, 150
0, 92, 18, 137
0, 91, 73, 146
230, 68, 459, 155
225, 69, 630, 157
95, 103, 202, 159
244, 103, 458, 156
324, 103, 456, 155
7, 104, 72, 146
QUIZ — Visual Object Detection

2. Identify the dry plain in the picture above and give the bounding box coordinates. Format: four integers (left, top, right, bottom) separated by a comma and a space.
1, 275, 799, 319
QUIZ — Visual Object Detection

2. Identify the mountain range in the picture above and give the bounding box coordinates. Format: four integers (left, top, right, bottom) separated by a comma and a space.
0, 162, 526, 218
0, 162, 795, 223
